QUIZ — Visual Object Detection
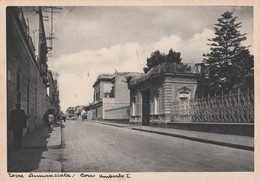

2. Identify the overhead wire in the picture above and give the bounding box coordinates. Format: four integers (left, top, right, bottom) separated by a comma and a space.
48, 7, 75, 69
53, 7, 75, 33
51, 7, 70, 33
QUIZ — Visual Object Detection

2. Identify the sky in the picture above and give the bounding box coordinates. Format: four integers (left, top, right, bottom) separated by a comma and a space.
23, 6, 253, 112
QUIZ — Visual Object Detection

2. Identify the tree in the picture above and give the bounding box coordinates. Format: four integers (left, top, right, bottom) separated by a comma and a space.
197, 11, 254, 96
143, 49, 182, 73
232, 49, 254, 90
165, 49, 182, 63
143, 50, 165, 73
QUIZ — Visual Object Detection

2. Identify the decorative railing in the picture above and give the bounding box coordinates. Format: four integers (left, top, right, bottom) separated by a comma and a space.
171, 90, 254, 123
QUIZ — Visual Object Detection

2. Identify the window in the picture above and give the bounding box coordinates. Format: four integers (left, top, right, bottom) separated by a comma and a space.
179, 91, 190, 102
132, 96, 136, 116
95, 91, 100, 101
27, 82, 30, 114
154, 90, 159, 114
104, 92, 113, 98
111, 85, 115, 98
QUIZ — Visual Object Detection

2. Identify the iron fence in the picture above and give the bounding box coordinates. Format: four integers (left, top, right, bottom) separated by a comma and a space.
171, 90, 254, 123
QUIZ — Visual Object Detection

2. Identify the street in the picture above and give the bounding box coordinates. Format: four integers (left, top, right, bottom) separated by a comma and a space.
60, 119, 253, 172
5, 6, 256, 179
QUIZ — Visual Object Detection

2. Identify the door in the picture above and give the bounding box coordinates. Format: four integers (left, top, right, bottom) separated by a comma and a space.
142, 90, 150, 126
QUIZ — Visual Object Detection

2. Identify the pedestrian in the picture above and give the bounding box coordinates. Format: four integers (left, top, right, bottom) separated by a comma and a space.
83, 113, 87, 121
9, 103, 27, 151
43, 111, 49, 128
54, 114, 57, 124
62, 115, 66, 122
48, 113, 54, 131
81, 110, 86, 121
57, 114, 61, 123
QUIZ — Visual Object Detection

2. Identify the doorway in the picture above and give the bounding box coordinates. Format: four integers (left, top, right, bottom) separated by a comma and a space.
142, 90, 150, 126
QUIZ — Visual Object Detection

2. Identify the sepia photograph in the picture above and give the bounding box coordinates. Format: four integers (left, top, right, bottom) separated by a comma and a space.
1, 1, 259, 180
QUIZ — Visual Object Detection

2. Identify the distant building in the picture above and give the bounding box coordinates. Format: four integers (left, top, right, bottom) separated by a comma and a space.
66, 107, 75, 118
88, 72, 140, 120
75, 105, 84, 116
128, 63, 199, 125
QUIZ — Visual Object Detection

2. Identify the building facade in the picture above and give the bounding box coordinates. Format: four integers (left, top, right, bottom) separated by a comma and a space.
7, 7, 60, 147
128, 63, 199, 125
88, 72, 138, 120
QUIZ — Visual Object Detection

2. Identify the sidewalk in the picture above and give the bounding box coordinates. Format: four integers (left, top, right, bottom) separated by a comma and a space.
23, 123, 62, 149
8, 123, 63, 172
93, 120, 254, 151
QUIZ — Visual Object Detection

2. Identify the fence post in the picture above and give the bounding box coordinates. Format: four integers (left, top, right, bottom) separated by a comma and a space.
237, 87, 241, 122
247, 87, 252, 123
221, 91, 224, 122
214, 92, 217, 122
207, 93, 211, 122
238, 87, 240, 103
229, 90, 232, 122
247, 87, 250, 102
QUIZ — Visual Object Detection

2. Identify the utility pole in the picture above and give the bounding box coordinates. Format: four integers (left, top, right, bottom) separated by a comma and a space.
26, 18, 30, 37
43, 6, 62, 69
43, 6, 62, 53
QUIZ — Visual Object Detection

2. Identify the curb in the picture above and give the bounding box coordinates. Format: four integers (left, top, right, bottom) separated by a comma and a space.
47, 142, 61, 149
93, 121, 254, 152
93, 121, 132, 128
132, 128, 254, 151
47, 126, 62, 149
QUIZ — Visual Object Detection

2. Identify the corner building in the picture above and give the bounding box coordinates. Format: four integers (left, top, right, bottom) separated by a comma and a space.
89, 72, 140, 120
128, 63, 199, 125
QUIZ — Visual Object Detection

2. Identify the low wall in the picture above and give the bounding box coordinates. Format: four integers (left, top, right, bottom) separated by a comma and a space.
149, 122, 254, 137
103, 119, 130, 124
104, 106, 130, 120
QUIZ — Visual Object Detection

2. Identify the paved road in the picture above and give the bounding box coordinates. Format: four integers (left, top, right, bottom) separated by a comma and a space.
61, 119, 254, 172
